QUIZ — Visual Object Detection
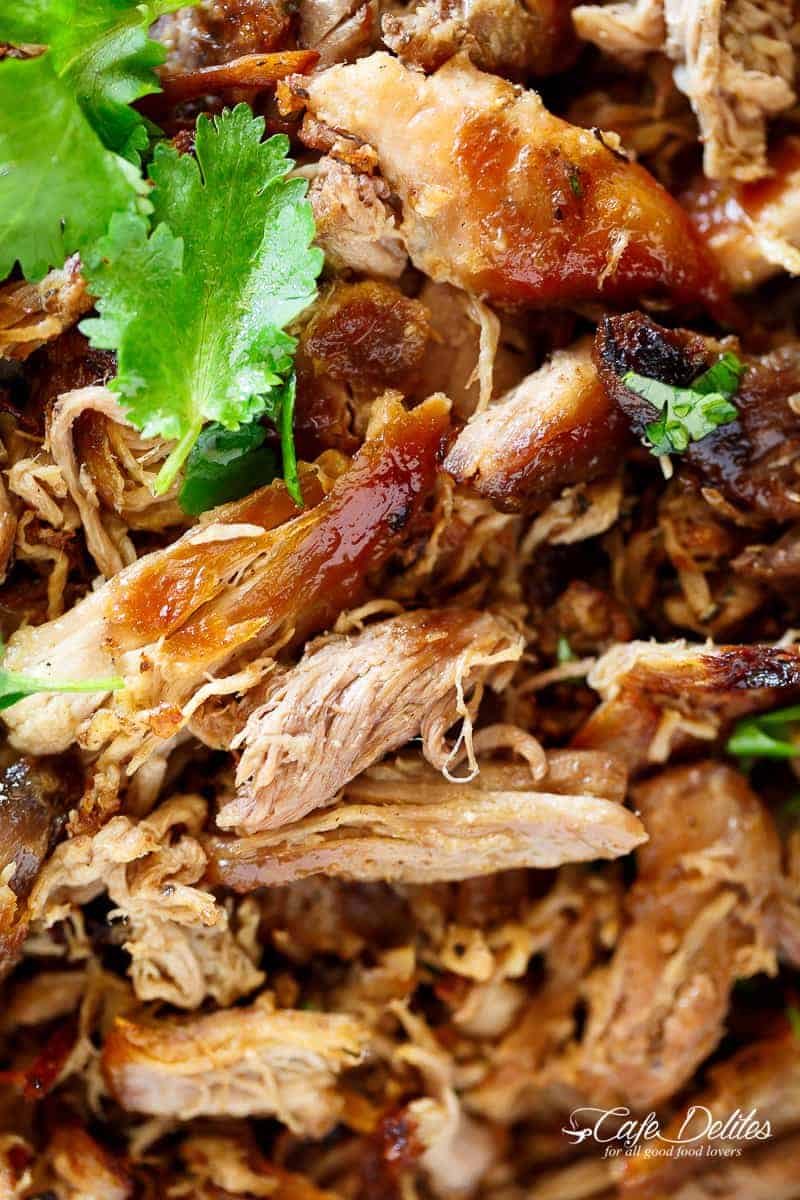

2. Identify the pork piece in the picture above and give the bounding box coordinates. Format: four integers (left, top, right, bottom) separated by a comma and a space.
29, 795, 263, 1009
299, 0, 380, 67
466, 863, 625, 1122
158, 49, 320, 105
573, 638, 800, 772
733, 525, 800, 587
36, 1123, 132, 1200
156, 1, 293, 72
0, 256, 90, 361
445, 338, 628, 511
219, 609, 524, 833
684, 136, 800, 291
576, 762, 781, 1110
2, 395, 449, 758
102, 993, 370, 1133
595, 311, 800, 522
413, 280, 541, 421
308, 156, 408, 279
574, 0, 797, 181
620, 1029, 800, 1197
0, 754, 79, 979
207, 750, 643, 887
295, 279, 431, 456
174, 1132, 339, 1200
382, 0, 578, 79
287, 52, 729, 314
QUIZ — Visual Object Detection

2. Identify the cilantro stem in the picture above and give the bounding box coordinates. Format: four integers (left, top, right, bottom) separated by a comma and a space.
155, 416, 205, 496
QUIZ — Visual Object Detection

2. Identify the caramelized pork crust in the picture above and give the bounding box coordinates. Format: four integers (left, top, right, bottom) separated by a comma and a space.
102, 995, 370, 1133
1, 396, 450, 757
288, 52, 730, 314
445, 337, 628, 510
573, 639, 800, 771
207, 750, 644, 887
595, 311, 800, 521
219, 608, 524, 833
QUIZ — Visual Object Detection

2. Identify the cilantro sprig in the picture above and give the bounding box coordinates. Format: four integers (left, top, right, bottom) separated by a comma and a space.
623, 351, 743, 457
0, 0, 189, 280
727, 704, 800, 760
82, 105, 321, 500
0, 638, 123, 712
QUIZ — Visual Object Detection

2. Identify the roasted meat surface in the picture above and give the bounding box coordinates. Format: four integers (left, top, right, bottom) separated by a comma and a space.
3, 6, 800, 1199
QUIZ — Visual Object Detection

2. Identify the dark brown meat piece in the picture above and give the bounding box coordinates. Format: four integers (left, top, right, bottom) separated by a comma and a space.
0, 754, 80, 979
595, 311, 800, 522
294, 280, 432, 456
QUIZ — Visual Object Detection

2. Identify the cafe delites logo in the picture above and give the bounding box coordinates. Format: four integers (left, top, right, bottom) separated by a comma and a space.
562, 1105, 772, 1160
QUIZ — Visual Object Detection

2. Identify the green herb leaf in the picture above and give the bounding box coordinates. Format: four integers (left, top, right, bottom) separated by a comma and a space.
788, 1005, 800, 1041
556, 635, 576, 665
179, 422, 279, 516
0, 637, 123, 712
0, 0, 187, 279
727, 704, 800, 760
622, 352, 742, 458
82, 105, 322, 495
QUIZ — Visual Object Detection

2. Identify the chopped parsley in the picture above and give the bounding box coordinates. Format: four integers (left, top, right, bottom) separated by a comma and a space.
727, 704, 800, 760
0, 638, 123, 712
623, 351, 743, 458
82, 106, 322, 499
0, 0, 189, 280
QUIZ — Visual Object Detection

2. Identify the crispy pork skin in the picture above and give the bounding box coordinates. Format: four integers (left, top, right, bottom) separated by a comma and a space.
220, 609, 524, 834
444, 338, 628, 510
575, 762, 781, 1110
1, 396, 449, 758
574, 639, 800, 772
102, 994, 370, 1133
289, 52, 730, 314
208, 751, 644, 887
595, 311, 800, 522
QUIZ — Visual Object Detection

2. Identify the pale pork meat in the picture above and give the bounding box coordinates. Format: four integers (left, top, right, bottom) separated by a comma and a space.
574, 639, 800, 771
221, 609, 524, 833
574, 0, 797, 181
207, 751, 645, 887
308, 156, 408, 279
299, 0, 379, 66
286, 52, 730, 313
0, 256, 90, 361
102, 993, 370, 1133
28, 794, 263, 1008
445, 338, 627, 510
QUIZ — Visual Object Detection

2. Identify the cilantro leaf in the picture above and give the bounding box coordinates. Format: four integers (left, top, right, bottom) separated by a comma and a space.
0, 54, 149, 281
0, 1, 182, 156
727, 704, 800, 760
82, 105, 323, 495
0, 637, 123, 712
179, 422, 279, 516
622, 351, 742, 458
0, 0, 188, 279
